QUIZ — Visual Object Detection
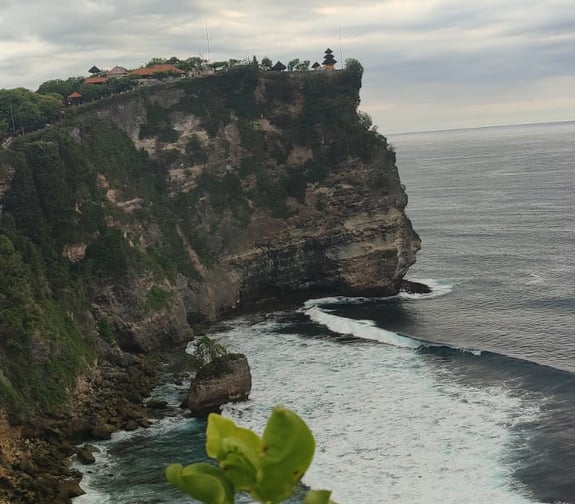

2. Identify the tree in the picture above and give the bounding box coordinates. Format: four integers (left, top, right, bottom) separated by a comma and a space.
184, 56, 208, 72
344, 58, 364, 78
36, 94, 63, 123
14, 101, 43, 132
209, 61, 229, 72
261, 56, 273, 71
1, 161, 49, 246
358, 110, 373, 131
296, 60, 311, 72
145, 57, 167, 67
288, 58, 300, 72
37, 77, 84, 99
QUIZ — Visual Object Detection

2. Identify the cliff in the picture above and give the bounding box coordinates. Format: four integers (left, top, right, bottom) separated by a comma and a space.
0, 64, 420, 421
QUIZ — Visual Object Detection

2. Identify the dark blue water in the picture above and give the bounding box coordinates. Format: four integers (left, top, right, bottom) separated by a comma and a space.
75, 121, 575, 504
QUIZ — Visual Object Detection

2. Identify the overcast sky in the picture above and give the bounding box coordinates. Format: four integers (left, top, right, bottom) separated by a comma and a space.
1, 0, 574, 133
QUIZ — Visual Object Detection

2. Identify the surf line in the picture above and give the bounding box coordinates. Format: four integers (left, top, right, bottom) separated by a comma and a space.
305, 305, 482, 356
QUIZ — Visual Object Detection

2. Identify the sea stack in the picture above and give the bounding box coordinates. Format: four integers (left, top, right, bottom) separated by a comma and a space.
186, 354, 252, 416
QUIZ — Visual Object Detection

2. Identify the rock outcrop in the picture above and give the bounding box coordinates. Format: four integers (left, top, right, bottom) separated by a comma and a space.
186, 354, 252, 416
83, 66, 420, 331
0, 356, 161, 504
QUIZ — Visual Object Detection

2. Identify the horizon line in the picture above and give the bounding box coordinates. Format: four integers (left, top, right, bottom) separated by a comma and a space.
388, 119, 575, 136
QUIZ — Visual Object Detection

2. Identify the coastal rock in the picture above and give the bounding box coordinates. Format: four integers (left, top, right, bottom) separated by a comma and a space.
58, 479, 85, 499
75, 446, 95, 465
187, 354, 252, 416
0, 354, 162, 504
146, 399, 168, 409
90, 423, 117, 441
400, 280, 432, 294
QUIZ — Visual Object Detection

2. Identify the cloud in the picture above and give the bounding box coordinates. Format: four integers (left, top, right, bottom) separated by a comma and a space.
0, 0, 574, 132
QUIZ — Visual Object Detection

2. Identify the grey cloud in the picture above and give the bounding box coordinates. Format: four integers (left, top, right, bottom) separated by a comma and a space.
1, 0, 574, 131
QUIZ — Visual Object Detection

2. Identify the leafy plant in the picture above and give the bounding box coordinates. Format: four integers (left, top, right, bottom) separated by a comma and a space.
97, 317, 115, 344
166, 406, 337, 504
146, 285, 172, 311
189, 336, 229, 370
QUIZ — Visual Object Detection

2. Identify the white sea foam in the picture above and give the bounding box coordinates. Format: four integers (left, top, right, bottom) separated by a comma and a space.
305, 304, 482, 356
72, 446, 113, 504
526, 273, 544, 286
74, 311, 541, 504
303, 296, 371, 308
302, 278, 454, 308
217, 315, 543, 504
306, 305, 422, 349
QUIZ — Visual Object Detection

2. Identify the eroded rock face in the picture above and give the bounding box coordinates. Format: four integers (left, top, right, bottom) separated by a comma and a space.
220, 155, 420, 309
84, 70, 420, 332
187, 354, 252, 416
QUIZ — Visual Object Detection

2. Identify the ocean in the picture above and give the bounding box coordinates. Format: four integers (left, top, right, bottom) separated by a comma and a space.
73, 121, 575, 504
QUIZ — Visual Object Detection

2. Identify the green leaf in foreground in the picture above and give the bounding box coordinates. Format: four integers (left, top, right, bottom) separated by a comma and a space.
167, 406, 331, 503
206, 412, 262, 490
165, 462, 234, 504
303, 489, 336, 504
255, 406, 316, 503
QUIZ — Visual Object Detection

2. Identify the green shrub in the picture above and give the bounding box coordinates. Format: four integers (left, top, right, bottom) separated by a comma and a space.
146, 285, 172, 311
139, 102, 172, 139
97, 318, 115, 344
157, 127, 179, 143
85, 229, 130, 276
189, 335, 228, 370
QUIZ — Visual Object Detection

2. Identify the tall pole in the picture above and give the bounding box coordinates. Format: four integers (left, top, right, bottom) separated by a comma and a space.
9, 103, 16, 136
339, 25, 343, 67
205, 20, 211, 62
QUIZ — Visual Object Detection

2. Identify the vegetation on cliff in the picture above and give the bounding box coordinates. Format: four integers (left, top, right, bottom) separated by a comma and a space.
0, 60, 416, 424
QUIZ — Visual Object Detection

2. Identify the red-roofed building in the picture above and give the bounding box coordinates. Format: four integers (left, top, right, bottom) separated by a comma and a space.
131, 64, 185, 78
67, 91, 83, 105
84, 76, 108, 85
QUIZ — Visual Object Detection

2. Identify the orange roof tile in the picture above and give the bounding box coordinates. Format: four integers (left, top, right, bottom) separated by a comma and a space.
84, 76, 108, 84
68, 91, 82, 98
131, 64, 184, 76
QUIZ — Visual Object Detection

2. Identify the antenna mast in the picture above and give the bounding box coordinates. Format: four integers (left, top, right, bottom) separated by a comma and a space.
339, 25, 343, 66
205, 20, 211, 62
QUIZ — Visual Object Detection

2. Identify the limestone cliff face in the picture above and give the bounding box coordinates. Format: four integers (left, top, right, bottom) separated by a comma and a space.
0, 66, 419, 394
84, 67, 420, 329
220, 164, 418, 311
